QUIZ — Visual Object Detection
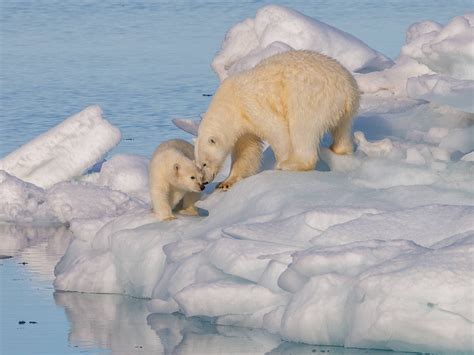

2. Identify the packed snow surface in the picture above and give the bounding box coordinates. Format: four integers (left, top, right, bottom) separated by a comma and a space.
1, 7, 474, 354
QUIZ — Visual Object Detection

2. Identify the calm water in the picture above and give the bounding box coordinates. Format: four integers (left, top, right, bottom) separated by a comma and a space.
1, 0, 472, 158
1, 1, 472, 354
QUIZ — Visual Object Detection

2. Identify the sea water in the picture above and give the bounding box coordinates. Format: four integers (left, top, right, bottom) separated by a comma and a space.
1, 0, 471, 158
0, 1, 471, 354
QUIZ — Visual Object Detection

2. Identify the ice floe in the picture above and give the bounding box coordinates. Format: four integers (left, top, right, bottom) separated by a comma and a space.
1, 6, 473, 354
0, 106, 121, 188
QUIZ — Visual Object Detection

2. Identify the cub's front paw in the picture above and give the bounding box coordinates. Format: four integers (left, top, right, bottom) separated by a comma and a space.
161, 215, 177, 221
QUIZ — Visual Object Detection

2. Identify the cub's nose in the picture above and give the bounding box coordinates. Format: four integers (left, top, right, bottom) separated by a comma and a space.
203, 181, 209, 185
200, 184, 205, 191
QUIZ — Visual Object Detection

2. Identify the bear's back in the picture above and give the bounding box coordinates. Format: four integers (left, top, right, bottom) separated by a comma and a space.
239, 50, 356, 88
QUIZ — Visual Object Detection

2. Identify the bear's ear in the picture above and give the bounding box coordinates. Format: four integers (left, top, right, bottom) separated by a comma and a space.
173, 163, 180, 176
208, 137, 216, 145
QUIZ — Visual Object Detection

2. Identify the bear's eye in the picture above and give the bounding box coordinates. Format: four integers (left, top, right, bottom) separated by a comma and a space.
190, 176, 195, 180
202, 163, 207, 167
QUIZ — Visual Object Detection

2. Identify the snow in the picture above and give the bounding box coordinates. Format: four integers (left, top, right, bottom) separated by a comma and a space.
0, 170, 145, 225
401, 14, 474, 80
407, 74, 474, 113
0, 106, 121, 188
357, 12, 474, 113
212, 4, 393, 81
96, 154, 150, 203
1, 6, 474, 354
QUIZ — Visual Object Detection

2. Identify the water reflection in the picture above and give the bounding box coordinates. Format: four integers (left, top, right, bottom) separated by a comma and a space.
55, 290, 421, 354
147, 313, 421, 354
147, 313, 282, 354
0, 223, 72, 281
54, 292, 164, 353
55, 290, 283, 354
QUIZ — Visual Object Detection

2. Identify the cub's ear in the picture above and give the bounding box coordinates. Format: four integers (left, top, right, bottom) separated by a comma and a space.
208, 137, 216, 145
173, 163, 180, 176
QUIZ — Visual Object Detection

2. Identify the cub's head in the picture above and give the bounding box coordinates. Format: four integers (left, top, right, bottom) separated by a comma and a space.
172, 159, 205, 193
195, 133, 229, 183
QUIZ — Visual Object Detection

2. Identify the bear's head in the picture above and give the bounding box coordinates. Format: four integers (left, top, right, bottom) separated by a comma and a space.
195, 133, 230, 183
172, 159, 205, 193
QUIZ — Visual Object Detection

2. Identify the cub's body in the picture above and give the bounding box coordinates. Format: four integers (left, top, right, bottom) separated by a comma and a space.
149, 139, 204, 221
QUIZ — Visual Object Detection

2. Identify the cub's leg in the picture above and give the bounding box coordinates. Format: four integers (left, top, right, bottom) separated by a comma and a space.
150, 187, 176, 221
217, 134, 263, 191
178, 192, 200, 216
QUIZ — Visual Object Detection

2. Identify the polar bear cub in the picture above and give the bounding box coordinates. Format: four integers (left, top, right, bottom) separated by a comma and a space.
149, 139, 205, 221
195, 50, 360, 190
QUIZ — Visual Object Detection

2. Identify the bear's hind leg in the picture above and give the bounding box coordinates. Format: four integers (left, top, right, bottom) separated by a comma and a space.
281, 114, 320, 171
262, 121, 291, 170
330, 114, 354, 155
217, 133, 263, 191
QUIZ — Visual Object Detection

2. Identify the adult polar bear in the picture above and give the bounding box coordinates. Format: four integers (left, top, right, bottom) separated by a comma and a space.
195, 50, 360, 190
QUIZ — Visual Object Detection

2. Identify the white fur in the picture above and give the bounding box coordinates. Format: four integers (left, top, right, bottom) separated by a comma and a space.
149, 139, 204, 221
195, 50, 360, 190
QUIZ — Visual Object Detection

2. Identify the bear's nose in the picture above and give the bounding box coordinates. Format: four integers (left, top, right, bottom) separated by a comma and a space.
200, 184, 205, 191
203, 181, 209, 185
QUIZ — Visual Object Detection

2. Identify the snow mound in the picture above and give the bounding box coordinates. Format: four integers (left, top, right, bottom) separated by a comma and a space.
0, 106, 121, 188
402, 14, 474, 80
0, 169, 144, 225
212, 4, 393, 81
0, 171, 51, 223
357, 12, 474, 113
46, 181, 143, 224
97, 154, 150, 203
351, 235, 474, 352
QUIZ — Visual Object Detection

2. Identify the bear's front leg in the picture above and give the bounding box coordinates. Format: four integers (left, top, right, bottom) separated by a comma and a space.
178, 192, 200, 216
217, 134, 263, 191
